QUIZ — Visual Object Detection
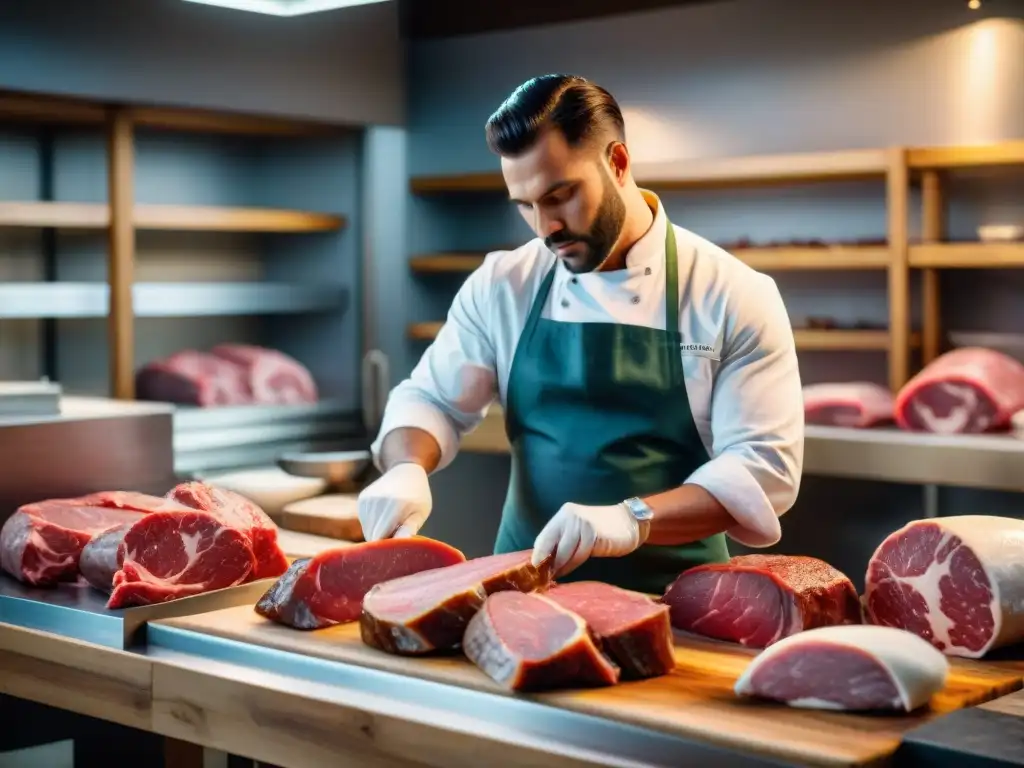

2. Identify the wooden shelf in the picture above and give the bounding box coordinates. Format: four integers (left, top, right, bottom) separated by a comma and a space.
0, 90, 106, 125
909, 242, 1024, 269
410, 253, 487, 273
908, 141, 1024, 170
0, 201, 345, 233
410, 148, 891, 194
408, 321, 445, 341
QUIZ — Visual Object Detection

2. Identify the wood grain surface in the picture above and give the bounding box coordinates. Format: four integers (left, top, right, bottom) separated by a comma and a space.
275, 529, 354, 559
156, 606, 1023, 768
279, 494, 363, 541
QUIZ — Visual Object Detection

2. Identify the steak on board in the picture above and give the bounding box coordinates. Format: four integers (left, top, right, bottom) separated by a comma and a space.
255, 537, 466, 630
864, 515, 1024, 658
662, 554, 862, 648
463, 591, 621, 692
734, 625, 949, 712
0, 501, 145, 586
360, 550, 553, 655
894, 347, 1024, 433
544, 581, 675, 679
802, 382, 895, 428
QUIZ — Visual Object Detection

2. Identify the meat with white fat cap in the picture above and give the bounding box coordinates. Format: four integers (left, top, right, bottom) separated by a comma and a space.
734, 625, 948, 712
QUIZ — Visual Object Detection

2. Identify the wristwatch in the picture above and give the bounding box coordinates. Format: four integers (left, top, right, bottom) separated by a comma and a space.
621, 496, 654, 543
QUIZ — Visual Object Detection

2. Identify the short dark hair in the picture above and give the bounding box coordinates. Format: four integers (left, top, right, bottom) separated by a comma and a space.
484, 74, 626, 157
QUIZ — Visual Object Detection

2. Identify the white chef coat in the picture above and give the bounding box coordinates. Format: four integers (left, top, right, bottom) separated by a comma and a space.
372, 190, 804, 548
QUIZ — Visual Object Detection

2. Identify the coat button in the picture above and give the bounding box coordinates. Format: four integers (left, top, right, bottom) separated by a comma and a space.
561, 299, 570, 308
571, 277, 578, 284
645, 267, 652, 275
631, 296, 640, 304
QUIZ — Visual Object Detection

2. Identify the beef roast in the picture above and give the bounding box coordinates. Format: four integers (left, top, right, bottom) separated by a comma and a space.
211, 344, 318, 405
803, 382, 895, 428
864, 515, 1024, 658
734, 625, 949, 712
545, 582, 675, 679
360, 550, 553, 655
894, 347, 1024, 433
255, 538, 466, 630
0, 501, 145, 586
168, 482, 289, 580
662, 555, 862, 648
463, 591, 621, 692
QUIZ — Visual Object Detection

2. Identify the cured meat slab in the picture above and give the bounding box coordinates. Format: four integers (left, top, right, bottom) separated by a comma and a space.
360, 550, 553, 655
864, 515, 1024, 658
545, 581, 675, 679
734, 625, 949, 712
0, 501, 145, 586
157, 604, 1022, 768
894, 347, 1024, 434
803, 382, 895, 428
662, 554, 862, 648
463, 591, 620, 691
254, 538, 466, 630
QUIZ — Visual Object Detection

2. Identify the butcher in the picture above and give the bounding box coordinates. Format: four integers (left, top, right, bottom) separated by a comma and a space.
357, 74, 804, 594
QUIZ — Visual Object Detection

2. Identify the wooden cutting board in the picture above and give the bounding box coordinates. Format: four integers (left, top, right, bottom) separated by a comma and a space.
278, 494, 363, 541
275, 529, 354, 560
155, 606, 1023, 768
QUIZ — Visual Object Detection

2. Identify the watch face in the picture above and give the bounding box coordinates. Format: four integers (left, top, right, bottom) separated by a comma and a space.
625, 497, 653, 521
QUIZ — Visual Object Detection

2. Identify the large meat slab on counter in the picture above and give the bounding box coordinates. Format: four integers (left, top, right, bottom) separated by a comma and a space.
863, 514, 1024, 658
0, 482, 290, 608
135, 343, 318, 407
734, 625, 949, 712
255, 538, 466, 630
802, 382, 894, 428
662, 554, 862, 648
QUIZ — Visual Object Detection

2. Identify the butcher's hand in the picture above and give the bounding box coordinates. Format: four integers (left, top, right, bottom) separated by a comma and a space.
531, 502, 647, 578
357, 463, 432, 541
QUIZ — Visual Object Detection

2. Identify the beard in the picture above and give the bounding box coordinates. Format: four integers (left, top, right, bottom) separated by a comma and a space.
544, 171, 627, 274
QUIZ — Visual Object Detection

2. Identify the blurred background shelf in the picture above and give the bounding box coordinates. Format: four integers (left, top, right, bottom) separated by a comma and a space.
909, 242, 1024, 269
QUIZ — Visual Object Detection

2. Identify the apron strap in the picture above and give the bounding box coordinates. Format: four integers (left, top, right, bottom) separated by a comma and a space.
523, 261, 557, 340
664, 221, 680, 332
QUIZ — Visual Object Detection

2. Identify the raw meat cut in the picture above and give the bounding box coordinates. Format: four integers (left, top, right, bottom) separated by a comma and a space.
135, 345, 318, 408
864, 515, 1024, 658
662, 555, 862, 648
211, 344, 318, 405
79, 523, 132, 592
108, 509, 257, 609
0, 501, 144, 586
136, 350, 253, 407
168, 482, 289, 580
803, 382, 894, 428
463, 591, 621, 691
360, 550, 553, 655
734, 625, 949, 712
545, 582, 675, 679
255, 538, 466, 630
894, 347, 1024, 434
77, 491, 194, 515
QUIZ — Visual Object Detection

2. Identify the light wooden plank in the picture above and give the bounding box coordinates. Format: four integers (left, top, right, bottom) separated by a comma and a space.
130, 106, 343, 137
909, 242, 1024, 268
0, 90, 106, 124
133, 205, 345, 233
908, 141, 1024, 169
921, 171, 945, 365
409, 254, 487, 273
0, 201, 108, 228
980, 689, 1024, 718
407, 321, 444, 341
108, 108, 136, 400
0, 623, 152, 730
886, 147, 911, 392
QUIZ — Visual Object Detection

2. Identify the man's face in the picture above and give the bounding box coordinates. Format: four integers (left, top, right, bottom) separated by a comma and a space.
502, 128, 627, 274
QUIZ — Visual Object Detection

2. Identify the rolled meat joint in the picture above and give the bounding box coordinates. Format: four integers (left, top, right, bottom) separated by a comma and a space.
864, 515, 1024, 658
802, 382, 894, 428
734, 625, 949, 712
894, 347, 1024, 434
662, 555, 862, 648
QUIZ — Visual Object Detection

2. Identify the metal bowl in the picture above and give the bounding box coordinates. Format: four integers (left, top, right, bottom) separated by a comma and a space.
277, 450, 372, 485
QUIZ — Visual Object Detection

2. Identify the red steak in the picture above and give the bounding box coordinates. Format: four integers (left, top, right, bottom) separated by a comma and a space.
463, 591, 621, 692
360, 550, 553, 655
545, 582, 675, 679
255, 538, 466, 630
662, 555, 862, 648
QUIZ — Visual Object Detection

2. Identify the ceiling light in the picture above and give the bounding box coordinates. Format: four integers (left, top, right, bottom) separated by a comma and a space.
183, 0, 389, 16
968, 0, 981, 9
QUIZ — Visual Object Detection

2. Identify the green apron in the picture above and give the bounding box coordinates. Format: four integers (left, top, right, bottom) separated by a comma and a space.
494, 220, 729, 595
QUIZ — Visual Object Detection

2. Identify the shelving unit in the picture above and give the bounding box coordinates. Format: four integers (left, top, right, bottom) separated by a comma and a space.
410, 148, 912, 392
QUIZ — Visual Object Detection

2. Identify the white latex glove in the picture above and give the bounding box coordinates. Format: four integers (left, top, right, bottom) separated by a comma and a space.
357, 463, 432, 541
531, 502, 644, 578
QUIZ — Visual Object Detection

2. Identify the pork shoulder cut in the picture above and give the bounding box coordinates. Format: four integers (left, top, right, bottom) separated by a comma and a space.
734, 625, 949, 712
803, 382, 894, 428
894, 347, 1024, 433
544, 581, 675, 679
864, 515, 1024, 658
463, 591, 621, 691
360, 550, 553, 655
662, 554, 862, 648
0, 501, 145, 586
255, 538, 466, 630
